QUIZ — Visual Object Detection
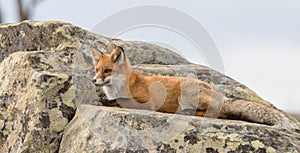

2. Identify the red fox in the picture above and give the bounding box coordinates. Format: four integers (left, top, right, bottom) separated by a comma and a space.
92, 46, 299, 129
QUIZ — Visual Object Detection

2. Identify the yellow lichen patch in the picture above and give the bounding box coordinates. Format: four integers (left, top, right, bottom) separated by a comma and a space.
160, 120, 191, 143
55, 26, 75, 41
266, 146, 277, 153
200, 136, 225, 152
215, 132, 225, 138
227, 133, 239, 141
62, 86, 75, 108
203, 130, 224, 138
49, 108, 68, 133
240, 141, 250, 146
226, 141, 240, 150
251, 140, 265, 150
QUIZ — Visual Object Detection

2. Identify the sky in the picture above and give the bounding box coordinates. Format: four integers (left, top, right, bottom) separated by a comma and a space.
0, 0, 299, 113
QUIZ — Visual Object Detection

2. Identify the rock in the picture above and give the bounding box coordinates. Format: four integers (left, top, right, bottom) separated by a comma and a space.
112, 40, 191, 65
60, 105, 300, 153
0, 20, 298, 152
0, 21, 189, 66
0, 51, 78, 152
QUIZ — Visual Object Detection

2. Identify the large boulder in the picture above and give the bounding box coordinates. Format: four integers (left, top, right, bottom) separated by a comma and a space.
0, 21, 189, 66
0, 50, 80, 152
0, 20, 298, 152
60, 105, 300, 153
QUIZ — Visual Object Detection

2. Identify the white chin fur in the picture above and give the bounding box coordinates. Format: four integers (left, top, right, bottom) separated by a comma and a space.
102, 74, 129, 100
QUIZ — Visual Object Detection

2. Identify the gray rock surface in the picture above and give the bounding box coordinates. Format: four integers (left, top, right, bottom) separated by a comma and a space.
60, 105, 300, 153
0, 21, 189, 66
0, 20, 299, 152
0, 51, 76, 152
112, 40, 191, 65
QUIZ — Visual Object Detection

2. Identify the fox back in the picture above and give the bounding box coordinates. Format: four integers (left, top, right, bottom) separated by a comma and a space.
92, 46, 300, 130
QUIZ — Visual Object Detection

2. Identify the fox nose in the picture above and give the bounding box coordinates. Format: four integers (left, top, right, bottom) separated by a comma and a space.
92, 79, 97, 84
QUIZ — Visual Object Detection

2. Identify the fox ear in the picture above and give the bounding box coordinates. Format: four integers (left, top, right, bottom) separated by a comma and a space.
111, 46, 125, 64
90, 47, 103, 65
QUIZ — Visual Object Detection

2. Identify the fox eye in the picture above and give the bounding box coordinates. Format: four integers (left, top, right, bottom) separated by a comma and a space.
95, 68, 99, 72
104, 69, 112, 73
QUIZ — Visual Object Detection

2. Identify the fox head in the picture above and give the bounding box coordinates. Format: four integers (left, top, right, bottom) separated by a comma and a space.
92, 46, 132, 87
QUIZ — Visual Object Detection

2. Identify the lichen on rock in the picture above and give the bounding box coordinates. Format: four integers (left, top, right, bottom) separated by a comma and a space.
60, 105, 300, 153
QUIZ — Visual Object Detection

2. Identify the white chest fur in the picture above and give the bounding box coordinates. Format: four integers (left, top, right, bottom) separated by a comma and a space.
102, 74, 130, 100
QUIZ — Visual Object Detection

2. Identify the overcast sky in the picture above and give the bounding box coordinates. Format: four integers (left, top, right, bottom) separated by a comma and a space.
1, 0, 299, 113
